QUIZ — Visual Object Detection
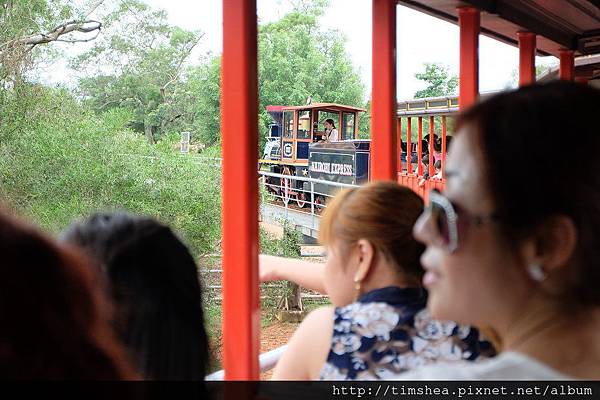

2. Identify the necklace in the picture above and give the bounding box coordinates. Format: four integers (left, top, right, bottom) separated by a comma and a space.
504, 314, 564, 352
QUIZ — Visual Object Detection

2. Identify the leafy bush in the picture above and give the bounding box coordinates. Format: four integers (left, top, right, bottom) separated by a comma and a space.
0, 85, 221, 257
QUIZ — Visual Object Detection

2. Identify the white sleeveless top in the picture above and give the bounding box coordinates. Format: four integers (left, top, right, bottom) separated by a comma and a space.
396, 351, 572, 380
327, 128, 339, 142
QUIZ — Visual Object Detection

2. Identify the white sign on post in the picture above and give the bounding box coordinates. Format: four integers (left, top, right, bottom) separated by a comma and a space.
181, 131, 191, 154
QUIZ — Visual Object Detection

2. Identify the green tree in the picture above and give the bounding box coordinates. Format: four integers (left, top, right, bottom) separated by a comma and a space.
506, 63, 558, 88
191, 1, 366, 149
74, 0, 203, 143
186, 56, 222, 146
409, 63, 458, 140
0, 0, 102, 88
0, 84, 221, 256
414, 62, 458, 99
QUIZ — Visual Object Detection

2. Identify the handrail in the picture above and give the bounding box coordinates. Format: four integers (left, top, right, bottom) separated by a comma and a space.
205, 345, 288, 381
258, 169, 361, 239
258, 169, 359, 188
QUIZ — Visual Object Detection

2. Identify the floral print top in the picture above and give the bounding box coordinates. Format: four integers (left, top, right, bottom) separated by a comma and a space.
319, 286, 496, 380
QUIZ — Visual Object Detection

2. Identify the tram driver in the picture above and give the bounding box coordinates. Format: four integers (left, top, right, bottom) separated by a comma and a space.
324, 119, 339, 142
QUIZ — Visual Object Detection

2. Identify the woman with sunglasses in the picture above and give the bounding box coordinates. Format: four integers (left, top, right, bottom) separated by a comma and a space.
269, 181, 494, 380
403, 81, 600, 379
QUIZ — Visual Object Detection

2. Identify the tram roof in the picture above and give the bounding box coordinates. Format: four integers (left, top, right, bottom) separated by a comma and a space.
398, 0, 600, 58
280, 103, 366, 113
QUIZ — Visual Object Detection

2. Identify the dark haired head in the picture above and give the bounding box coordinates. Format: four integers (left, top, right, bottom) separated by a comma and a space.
0, 211, 134, 379
456, 81, 600, 307
325, 118, 336, 128
61, 213, 210, 380
422, 154, 430, 165
433, 137, 442, 152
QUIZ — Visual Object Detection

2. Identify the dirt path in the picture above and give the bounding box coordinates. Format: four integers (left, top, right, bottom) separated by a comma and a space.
259, 321, 299, 380
208, 317, 300, 380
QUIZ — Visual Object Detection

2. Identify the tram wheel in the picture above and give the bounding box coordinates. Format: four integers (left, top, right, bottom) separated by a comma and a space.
296, 192, 307, 208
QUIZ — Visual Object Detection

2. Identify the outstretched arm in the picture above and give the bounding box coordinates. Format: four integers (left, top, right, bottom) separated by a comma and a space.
259, 254, 327, 294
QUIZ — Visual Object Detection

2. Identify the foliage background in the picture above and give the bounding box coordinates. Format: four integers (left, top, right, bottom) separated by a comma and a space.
0, 83, 222, 256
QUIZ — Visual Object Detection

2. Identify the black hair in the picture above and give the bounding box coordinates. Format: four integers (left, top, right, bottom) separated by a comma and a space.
61, 213, 210, 381
0, 211, 134, 379
433, 137, 442, 152
400, 140, 408, 152
456, 81, 600, 307
325, 118, 336, 128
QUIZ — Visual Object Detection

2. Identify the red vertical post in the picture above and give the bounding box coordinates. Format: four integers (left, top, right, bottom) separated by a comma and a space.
441, 116, 447, 179
428, 116, 435, 178
458, 7, 480, 109
371, 0, 397, 181
417, 117, 423, 176
518, 32, 536, 86
397, 118, 403, 174
559, 49, 575, 81
407, 118, 412, 174
221, 0, 259, 380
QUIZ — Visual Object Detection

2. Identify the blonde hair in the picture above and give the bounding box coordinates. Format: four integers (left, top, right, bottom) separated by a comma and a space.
319, 181, 425, 280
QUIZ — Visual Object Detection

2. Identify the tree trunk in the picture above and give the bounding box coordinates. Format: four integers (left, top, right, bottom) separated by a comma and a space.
144, 123, 154, 144
278, 281, 303, 311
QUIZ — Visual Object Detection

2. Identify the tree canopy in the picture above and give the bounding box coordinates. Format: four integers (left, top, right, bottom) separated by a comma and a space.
192, 2, 366, 148
408, 62, 458, 140
74, 0, 203, 143
0, 0, 102, 88
414, 62, 458, 99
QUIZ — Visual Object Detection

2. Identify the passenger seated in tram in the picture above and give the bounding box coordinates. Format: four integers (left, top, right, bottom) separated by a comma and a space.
323, 118, 339, 142
264, 181, 495, 380
418, 155, 430, 187
432, 160, 442, 180
61, 213, 210, 381
403, 81, 600, 380
433, 136, 443, 163
0, 210, 134, 379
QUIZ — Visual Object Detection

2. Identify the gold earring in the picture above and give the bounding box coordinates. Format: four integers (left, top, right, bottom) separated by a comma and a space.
353, 277, 362, 302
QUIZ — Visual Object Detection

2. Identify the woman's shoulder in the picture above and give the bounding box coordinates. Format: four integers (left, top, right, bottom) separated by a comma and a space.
395, 352, 572, 380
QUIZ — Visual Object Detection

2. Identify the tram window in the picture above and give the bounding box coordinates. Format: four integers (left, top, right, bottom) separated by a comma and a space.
319, 111, 340, 134
342, 112, 355, 140
297, 110, 311, 139
283, 111, 294, 138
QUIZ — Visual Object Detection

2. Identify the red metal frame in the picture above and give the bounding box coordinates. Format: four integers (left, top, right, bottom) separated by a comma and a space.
221, 0, 260, 380
458, 7, 480, 109
417, 117, 423, 176
441, 116, 447, 179
559, 49, 575, 81
397, 118, 403, 173
428, 116, 435, 177
371, 0, 397, 181
518, 32, 536, 86
406, 118, 413, 174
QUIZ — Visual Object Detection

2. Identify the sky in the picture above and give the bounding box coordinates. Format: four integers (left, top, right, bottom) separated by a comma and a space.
51, 0, 559, 100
